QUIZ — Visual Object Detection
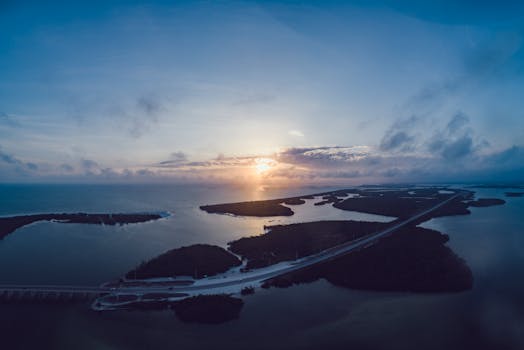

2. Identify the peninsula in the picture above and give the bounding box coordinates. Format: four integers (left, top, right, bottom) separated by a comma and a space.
0, 212, 165, 239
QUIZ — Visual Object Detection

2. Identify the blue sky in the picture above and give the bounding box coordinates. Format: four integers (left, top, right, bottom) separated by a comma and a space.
1, 0, 523, 184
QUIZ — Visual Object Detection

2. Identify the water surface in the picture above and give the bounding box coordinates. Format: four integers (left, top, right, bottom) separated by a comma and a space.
0, 184, 522, 349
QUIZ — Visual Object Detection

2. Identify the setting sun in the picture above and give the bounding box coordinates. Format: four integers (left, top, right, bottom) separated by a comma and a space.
254, 158, 275, 174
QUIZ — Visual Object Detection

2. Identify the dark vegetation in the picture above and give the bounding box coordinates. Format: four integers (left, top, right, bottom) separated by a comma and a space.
200, 200, 294, 217
240, 286, 255, 295
506, 192, 524, 197
331, 188, 459, 218
468, 184, 524, 189
126, 244, 241, 279
282, 198, 306, 205
200, 187, 465, 218
333, 196, 439, 218
229, 221, 388, 269
314, 194, 344, 206
200, 189, 355, 217
262, 226, 473, 293
0, 213, 162, 239
172, 295, 244, 324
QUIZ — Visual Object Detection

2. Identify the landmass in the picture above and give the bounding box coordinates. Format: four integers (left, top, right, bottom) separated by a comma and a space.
200, 200, 294, 217
125, 244, 241, 279
0, 212, 165, 239
200, 189, 353, 217
200, 187, 463, 218
467, 184, 524, 189
96, 186, 502, 322
229, 220, 389, 269
506, 192, 524, 197
262, 226, 473, 293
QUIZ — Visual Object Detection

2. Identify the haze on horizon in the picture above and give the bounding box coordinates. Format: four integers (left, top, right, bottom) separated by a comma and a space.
1, 0, 523, 185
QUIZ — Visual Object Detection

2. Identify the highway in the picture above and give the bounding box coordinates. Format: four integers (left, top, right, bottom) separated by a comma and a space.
0, 191, 464, 307
157, 190, 464, 293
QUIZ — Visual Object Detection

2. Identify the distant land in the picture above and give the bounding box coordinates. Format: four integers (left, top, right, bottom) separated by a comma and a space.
126, 244, 241, 280
506, 192, 524, 197
262, 225, 473, 293
0, 213, 165, 239
111, 186, 507, 323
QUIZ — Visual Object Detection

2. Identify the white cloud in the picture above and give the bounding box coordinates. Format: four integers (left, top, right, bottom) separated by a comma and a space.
288, 130, 304, 137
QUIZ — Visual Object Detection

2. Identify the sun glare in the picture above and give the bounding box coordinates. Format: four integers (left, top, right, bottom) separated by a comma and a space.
254, 158, 275, 174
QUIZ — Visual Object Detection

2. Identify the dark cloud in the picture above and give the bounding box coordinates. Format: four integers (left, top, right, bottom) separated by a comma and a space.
0, 112, 18, 127
81, 159, 99, 170
0, 151, 17, 164
159, 151, 188, 165
26, 162, 38, 171
485, 145, 524, 166
379, 115, 420, 152
128, 95, 164, 138
136, 168, 155, 177
446, 112, 469, 134
426, 112, 485, 161
60, 164, 74, 172
0, 147, 38, 172
440, 135, 474, 160
137, 96, 161, 116
380, 131, 414, 152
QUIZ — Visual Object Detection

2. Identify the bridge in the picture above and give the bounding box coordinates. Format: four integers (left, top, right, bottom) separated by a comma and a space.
0, 285, 110, 302
0, 191, 467, 308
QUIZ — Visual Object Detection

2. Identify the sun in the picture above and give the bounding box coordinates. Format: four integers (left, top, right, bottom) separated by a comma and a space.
254, 158, 275, 174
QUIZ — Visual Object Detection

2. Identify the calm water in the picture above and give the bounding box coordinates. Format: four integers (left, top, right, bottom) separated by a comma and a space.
0, 184, 522, 349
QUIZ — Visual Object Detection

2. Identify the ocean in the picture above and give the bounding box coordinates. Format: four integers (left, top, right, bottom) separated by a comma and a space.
0, 184, 522, 349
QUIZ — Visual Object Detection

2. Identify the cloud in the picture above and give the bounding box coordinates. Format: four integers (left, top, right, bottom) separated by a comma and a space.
380, 131, 414, 152
0, 146, 38, 172
0, 112, 18, 127
128, 96, 163, 138
426, 112, 486, 161
288, 130, 304, 137
81, 159, 99, 171
278, 146, 370, 166
158, 151, 188, 166
60, 163, 74, 172
379, 115, 420, 152
446, 112, 469, 134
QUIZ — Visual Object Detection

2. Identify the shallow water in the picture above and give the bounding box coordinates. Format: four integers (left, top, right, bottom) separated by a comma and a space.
0, 184, 522, 349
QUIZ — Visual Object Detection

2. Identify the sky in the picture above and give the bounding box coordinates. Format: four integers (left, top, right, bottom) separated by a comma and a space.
1, 0, 523, 185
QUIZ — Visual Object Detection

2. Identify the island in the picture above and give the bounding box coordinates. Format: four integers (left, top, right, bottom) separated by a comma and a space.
94, 187, 501, 322
125, 244, 241, 279
229, 220, 389, 269
0, 212, 165, 239
200, 187, 465, 218
200, 189, 354, 217
200, 200, 294, 217
506, 192, 524, 197
261, 225, 473, 293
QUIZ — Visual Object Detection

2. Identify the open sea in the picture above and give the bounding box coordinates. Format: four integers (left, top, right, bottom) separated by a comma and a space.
0, 184, 522, 349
